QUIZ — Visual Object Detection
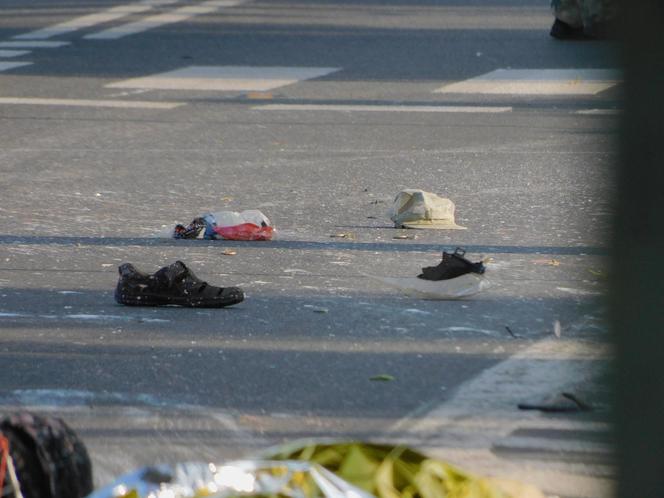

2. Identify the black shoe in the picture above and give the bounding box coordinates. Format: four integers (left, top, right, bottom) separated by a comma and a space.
417, 248, 486, 281
549, 18, 586, 40
115, 261, 244, 307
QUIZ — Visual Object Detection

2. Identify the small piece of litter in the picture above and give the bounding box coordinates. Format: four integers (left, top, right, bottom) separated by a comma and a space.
246, 92, 273, 100
331, 232, 354, 239
553, 320, 562, 338
588, 269, 605, 277
222, 249, 237, 256
533, 258, 560, 266
370, 374, 395, 382
393, 234, 416, 240
505, 325, 517, 338
304, 305, 328, 313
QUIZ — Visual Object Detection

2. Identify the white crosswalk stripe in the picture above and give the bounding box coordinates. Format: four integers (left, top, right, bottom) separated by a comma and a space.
106, 65, 341, 92
255, 104, 512, 113
435, 68, 621, 95
0, 61, 32, 72
12, 1, 179, 40
0, 97, 184, 109
0, 40, 70, 48
0, 49, 30, 57
85, 0, 247, 40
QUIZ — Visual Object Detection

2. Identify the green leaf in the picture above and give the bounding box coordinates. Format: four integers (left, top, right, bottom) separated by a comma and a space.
370, 374, 395, 382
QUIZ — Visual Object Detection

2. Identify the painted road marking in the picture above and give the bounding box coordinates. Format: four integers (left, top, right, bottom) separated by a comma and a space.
0, 41, 70, 48
435, 69, 621, 95
0, 49, 30, 57
387, 337, 613, 496
0, 97, 184, 109
576, 109, 620, 115
85, 0, 246, 40
107, 65, 340, 91
0, 61, 32, 72
255, 103, 512, 113
12, 1, 179, 40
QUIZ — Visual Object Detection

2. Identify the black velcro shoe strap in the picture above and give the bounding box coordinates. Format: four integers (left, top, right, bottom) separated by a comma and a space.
118, 263, 143, 279
152, 261, 191, 289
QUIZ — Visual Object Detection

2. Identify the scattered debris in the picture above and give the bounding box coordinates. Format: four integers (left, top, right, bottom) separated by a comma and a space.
369, 374, 395, 382
168, 210, 274, 241
533, 258, 561, 266
303, 305, 328, 314
418, 248, 485, 281
553, 320, 562, 338
221, 249, 237, 256
246, 91, 273, 100
393, 234, 416, 240
588, 268, 605, 277
518, 392, 592, 412
114, 261, 244, 308
505, 325, 518, 338
387, 189, 466, 229
371, 273, 489, 300
330, 232, 354, 239
369, 248, 489, 300
89, 441, 546, 498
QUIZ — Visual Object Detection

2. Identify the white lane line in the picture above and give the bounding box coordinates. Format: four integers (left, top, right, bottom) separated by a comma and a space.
435, 69, 621, 95
85, 0, 246, 40
254, 103, 512, 113
576, 109, 620, 115
106, 65, 340, 91
0, 49, 31, 57
12, 1, 179, 40
0, 61, 32, 71
0, 97, 184, 109
0, 41, 70, 48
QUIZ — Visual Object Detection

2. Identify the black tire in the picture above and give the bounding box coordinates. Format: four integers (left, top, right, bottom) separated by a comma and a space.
0, 412, 93, 498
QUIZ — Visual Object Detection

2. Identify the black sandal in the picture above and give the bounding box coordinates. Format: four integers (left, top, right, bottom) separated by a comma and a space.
115, 261, 244, 308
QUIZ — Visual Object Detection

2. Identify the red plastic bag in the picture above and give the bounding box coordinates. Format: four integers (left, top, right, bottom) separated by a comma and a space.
213, 222, 274, 241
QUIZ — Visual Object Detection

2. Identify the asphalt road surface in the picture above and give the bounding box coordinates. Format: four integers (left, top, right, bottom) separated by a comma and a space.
0, 1, 618, 496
